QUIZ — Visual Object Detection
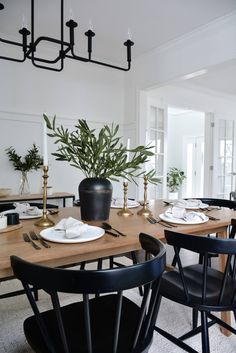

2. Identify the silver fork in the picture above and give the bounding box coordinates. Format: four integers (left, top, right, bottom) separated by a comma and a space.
23, 233, 41, 250
29, 231, 51, 248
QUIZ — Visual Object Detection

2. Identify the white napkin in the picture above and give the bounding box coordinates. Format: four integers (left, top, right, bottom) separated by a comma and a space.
165, 207, 186, 219
54, 217, 88, 239
112, 198, 137, 207
184, 211, 207, 222
174, 199, 202, 208
14, 202, 40, 216
165, 208, 206, 222
14, 202, 30, 213
173, 200, 188, 208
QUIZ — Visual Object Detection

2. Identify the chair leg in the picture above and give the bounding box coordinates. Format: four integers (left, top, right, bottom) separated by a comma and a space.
201, 311, 210, 353
192, 308, 198, 329
33, 287, 38, 301
199, 254, 204, 264
80, 261, 86, 270
97, 258, 103, 270
109, 256, 114, 268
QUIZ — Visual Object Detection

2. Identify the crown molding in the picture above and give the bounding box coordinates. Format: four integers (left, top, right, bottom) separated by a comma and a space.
135, 11, 236, 61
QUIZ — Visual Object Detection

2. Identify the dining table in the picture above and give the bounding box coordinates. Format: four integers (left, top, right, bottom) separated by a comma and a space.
0, 199, 235, 336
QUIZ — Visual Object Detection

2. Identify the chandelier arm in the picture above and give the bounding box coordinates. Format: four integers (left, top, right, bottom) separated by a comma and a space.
0, 55, 25, 63
65, 54, 89, 62
0, 38, 24, 47
31, 60, 64, 72
0, 36, 27, 62
30, 0, 63, 71
26, 37, 71, 64
88, 59, 131, 71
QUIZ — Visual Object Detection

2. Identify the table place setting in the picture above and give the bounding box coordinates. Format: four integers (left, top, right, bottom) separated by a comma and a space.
0, 202, 42, 220
40, 217, 105, 244
159, 205, 209, 225
163, 199, 209, 210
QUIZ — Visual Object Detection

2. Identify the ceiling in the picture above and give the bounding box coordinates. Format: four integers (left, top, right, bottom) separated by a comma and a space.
0, 0, 236, 96
0, 0, 236, 64
176, 59, 236, 97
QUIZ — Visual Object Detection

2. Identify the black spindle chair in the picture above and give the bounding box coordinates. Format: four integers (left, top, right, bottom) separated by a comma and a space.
11, 233, 166, 353
171, 198, 236, 329
155, 229, 236, 353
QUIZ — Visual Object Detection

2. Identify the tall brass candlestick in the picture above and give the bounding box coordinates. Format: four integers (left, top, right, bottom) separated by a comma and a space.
137, 175, 152, 216
117, 181, 133, 216
35, 165, 55, 227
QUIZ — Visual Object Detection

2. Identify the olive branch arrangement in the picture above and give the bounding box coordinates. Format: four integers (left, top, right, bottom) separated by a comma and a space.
44, 114, 161, 185
6, 144, 43, 172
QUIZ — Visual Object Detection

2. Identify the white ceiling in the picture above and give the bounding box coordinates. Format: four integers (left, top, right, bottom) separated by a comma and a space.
1, 0, 236, 95
176, 59, 236, 97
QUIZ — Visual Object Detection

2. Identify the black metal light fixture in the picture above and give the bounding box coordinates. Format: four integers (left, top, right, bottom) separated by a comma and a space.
0, 0, 134, 72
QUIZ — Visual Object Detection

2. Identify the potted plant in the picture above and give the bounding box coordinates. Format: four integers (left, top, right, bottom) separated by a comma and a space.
167, 167, 186, 199
6, 144, 43, 195
44, 115, 159, 220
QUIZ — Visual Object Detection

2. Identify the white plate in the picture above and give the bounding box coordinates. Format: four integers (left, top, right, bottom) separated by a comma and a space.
111, 201, 140, 209
159, 213, 209, 225
166, 200, 209, 210
0, 209, 43, 220
40, 225, 105, 244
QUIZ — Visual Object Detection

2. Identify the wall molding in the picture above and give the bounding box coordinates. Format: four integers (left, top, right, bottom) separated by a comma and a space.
0, 110, 123, 129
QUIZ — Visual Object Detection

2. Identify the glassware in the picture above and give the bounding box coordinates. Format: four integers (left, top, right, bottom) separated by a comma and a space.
19, 171, 30, 195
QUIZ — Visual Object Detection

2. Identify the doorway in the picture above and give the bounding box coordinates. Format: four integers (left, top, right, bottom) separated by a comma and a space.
183, 135, 204, 197
167, 106, 205, 198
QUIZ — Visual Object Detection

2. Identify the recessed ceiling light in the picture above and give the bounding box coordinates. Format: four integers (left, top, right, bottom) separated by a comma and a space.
181, 69, 208, 80
0, 3, 4, 10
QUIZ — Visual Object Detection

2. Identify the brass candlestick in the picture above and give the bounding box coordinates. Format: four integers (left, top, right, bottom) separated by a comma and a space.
35, 165, 55, 227
137, 175, 152, 216
117, 181, 133, 216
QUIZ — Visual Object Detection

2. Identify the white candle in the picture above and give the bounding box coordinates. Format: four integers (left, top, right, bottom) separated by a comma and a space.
127, 28, 132, 40
126, 138, 130, 162
89, 18, 93, 31
69, 7, 74, 20
43, 120, 48, 166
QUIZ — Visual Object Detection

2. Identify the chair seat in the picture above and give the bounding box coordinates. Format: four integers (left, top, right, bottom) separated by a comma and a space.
161, 264, 236, 309
24, 294, 152, 353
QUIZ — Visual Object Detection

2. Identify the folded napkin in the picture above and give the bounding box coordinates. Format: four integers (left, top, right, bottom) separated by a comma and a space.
184, 211, 207, 222
13, 202, 30, 213
14, 202, 41, 216
174, 199, 201, 208
112, 198, 137, 207
54, 217, 88, 239
165, 208, 206, 222
165, 206, 186, 219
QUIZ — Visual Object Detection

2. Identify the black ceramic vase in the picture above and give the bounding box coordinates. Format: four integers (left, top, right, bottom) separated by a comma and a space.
79, 178, 113, 221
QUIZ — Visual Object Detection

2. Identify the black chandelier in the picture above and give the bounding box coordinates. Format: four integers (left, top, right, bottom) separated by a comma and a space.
0, 0, 134, 72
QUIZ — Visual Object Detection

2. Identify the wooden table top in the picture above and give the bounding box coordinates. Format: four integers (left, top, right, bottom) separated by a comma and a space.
0, 200, 235, 279
0, 192, 75, 202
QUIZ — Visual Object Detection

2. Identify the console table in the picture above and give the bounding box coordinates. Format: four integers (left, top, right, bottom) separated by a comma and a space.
0, 192, 75, 208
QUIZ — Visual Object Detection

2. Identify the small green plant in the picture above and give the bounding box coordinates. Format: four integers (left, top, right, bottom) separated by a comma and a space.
167, 167, 186, 192
6, 144, 43, 172
44, 114, 160, 185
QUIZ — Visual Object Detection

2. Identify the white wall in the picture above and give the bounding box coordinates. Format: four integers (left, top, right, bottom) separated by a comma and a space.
0, 56, 126, 198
